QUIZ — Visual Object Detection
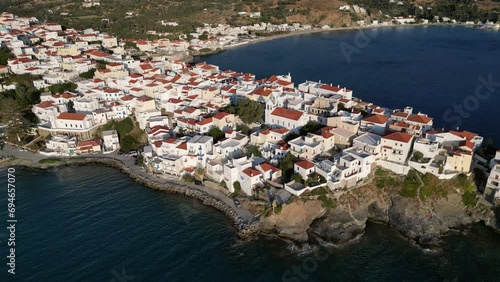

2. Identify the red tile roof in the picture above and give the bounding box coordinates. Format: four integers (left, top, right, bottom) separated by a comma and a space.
383, 132, 414, 143
176, 142, 187, 150
137, 96, 153, 102
362, 114, 390, 124
320, 84, 341, 92
270, 107, 303, 121
196, 118, 213, 126
270, 127, 289, 134
57, 112, 87, 121
242, 167, 262, 177
259, 163, 280, 172
36, 101, 55, 108
407, 114, 433, 124
392, 111, 409, 118
295, 160, 315, 170
450, 130, 478, 141
213, 111, 231, 120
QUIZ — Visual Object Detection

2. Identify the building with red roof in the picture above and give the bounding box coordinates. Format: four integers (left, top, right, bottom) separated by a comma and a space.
381, 132, 415, 164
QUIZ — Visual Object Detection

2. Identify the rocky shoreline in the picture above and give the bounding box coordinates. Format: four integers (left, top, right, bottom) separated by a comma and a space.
2, 157, 499, 252
260, 184, 500, 251
0, 158, 260, 240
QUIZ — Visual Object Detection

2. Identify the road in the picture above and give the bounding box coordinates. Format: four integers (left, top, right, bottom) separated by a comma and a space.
0, 144, 256, 223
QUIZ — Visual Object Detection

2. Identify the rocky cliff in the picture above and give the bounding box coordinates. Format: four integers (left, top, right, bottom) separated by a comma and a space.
260, 184, 500, 248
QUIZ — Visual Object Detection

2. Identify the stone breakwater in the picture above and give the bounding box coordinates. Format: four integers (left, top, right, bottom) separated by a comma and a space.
0, 158, 260, 240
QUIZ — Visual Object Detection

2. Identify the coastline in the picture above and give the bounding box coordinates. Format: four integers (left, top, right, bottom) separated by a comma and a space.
1, 151, 499, 251
0, 156, 260, 240
218, 23, 470, 52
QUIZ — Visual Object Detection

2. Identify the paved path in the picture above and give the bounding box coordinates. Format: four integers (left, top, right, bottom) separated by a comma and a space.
0, 144, 256, 223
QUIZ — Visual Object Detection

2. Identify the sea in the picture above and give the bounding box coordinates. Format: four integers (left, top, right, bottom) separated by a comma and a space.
204, 25, 500, 144
1, 26, 500, 282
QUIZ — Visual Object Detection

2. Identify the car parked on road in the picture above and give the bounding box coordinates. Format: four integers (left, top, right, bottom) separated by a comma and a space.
233, 198, 241, 208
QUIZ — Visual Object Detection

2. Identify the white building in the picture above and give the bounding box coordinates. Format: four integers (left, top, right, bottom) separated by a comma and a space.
102, 130, 120, 152
381, 132, 414, 165
45, 135, 77, 155
53, 112, 95, 130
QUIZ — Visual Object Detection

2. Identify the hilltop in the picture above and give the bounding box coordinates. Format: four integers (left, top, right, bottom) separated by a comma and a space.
0, 0, 498, 38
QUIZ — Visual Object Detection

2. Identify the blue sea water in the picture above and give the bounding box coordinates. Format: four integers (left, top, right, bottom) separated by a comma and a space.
204, 26, 500, 143
1, 166, 500, 282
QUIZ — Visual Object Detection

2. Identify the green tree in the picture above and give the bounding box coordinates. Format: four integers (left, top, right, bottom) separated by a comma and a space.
236, 98, 264, 124
411, 151, 424, 162
208, 127, 225, 143
198, 31, 209, 40
0, 47, 14, 65
246, 144, 262, 157
79, 69, 96, 79
67, 100, 76, 113
299, 120, 322, 136
291, 173, 303, 182
233, 181, 242, 195
120, 135, 140, 152
279, 153, 297, 182
124, 41, 139, 51
115, 117, 134, 136
236, 124, 252, 135
0, 98, 31, 139
48, 82, 77, 94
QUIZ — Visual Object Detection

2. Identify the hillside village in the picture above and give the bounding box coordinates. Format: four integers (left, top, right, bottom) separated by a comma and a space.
1, 12, 499, 207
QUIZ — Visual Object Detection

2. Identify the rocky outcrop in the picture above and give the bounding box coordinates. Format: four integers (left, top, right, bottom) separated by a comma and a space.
261, 185, 500, 248
260, 200, 325, 242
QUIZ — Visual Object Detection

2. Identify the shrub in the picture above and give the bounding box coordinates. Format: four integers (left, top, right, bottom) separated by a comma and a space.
273, 205, 283, 214
79, 69, 96, 79
115, 117, 134, 136
233, 181, 242, 195
318, 194, 335, 209
291, 173, 303, 182
182, 173, 196, 183
39, 158, 61, 164
411, 151, 424, 162
462, 190, 477, 208
120, 135, 140, 152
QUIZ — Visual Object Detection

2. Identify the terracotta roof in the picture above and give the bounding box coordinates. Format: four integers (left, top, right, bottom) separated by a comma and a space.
242, 167, 262, 177
57, 112, 87, 121
295, 160, 315, 170
392, 111, 409, 118
259, 129, 270, 135
184, 107, 198, 114
137, 96, 153, 102
196, 118, 213, 126
320, 84, 341, 92
270, 127, 289, 134
253, 87, 273, 97
121, 95, 135, 101
213, 111, 231, 120
407, 114, 433, 124
176, 142, 187, 150
259, 163, 280, 172
36, 101, 54, 108
383, 132, 414, 143
362, 114, 390, 124
270, 107, 303, 121
450, 130, 478, 141
78, 139, 101, 147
